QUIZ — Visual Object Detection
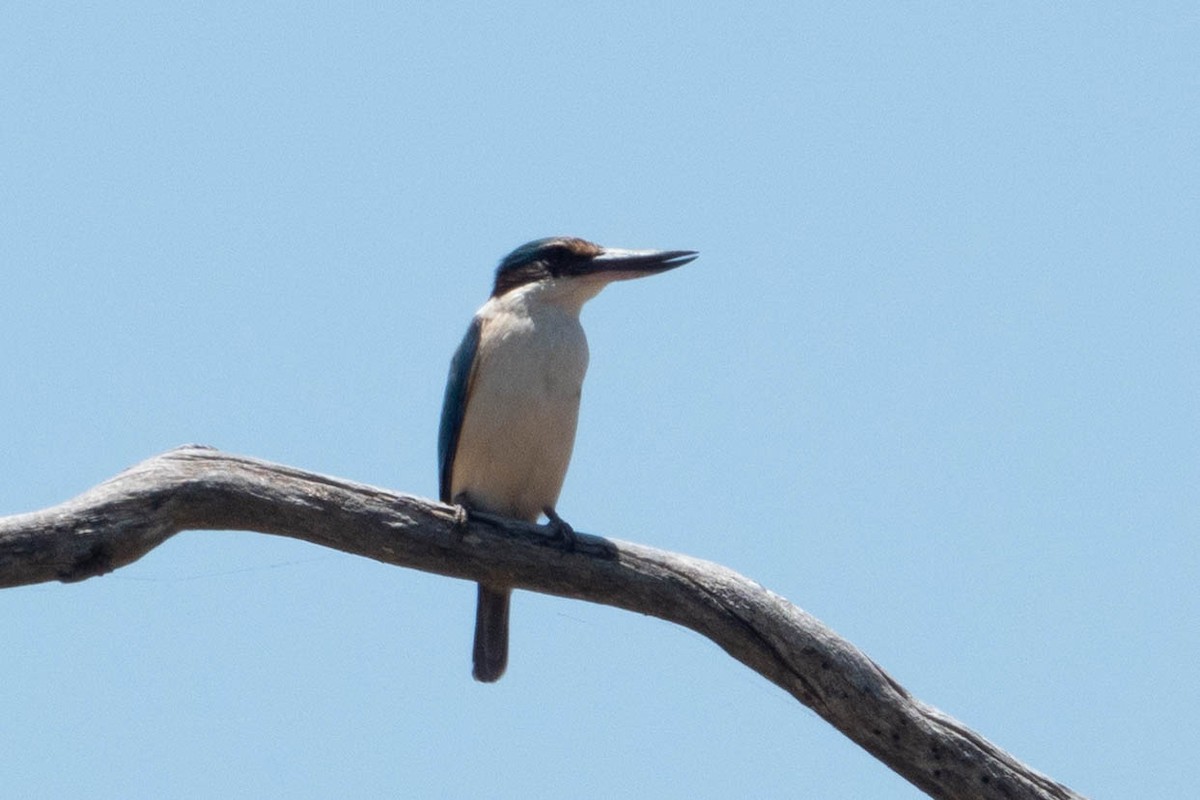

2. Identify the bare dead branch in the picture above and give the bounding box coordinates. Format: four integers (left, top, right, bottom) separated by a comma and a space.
0, 446, 1085, 800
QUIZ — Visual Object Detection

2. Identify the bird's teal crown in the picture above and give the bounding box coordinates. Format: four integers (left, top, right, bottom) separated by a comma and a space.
497, 237, 601, 274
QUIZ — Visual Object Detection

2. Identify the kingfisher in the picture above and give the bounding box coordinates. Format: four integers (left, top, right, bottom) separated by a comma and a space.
438, 236, 697, 682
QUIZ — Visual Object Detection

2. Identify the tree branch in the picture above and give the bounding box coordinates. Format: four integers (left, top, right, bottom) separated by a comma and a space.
0, 446, 1085, 800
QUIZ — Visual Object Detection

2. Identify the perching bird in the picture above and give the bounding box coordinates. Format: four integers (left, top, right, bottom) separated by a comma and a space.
438, 236, 697, 682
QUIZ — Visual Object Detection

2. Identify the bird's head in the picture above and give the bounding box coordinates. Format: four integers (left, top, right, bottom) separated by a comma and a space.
492, 236, 697, 299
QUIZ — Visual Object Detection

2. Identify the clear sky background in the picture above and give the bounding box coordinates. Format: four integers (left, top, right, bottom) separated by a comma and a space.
2, 4, 1195, 798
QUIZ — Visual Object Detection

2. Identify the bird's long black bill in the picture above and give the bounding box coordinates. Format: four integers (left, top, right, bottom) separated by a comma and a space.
590, 247, 699, 276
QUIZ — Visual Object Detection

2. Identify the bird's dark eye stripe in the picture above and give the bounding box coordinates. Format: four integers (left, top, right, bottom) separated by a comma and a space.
538, 244, 571, 261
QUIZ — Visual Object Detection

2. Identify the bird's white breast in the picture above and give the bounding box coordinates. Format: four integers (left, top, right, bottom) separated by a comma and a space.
450, 284, 590, 521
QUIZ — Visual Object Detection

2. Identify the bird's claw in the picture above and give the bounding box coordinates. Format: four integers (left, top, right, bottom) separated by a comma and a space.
450, 504, 470, 540
450, 493, 476, 540
543, 507, 577, 553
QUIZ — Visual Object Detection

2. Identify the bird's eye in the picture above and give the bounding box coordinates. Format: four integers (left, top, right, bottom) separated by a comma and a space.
538, 245, 574, 274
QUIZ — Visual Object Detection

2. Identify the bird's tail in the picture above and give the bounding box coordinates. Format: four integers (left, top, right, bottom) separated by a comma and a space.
472, 584, 511, 682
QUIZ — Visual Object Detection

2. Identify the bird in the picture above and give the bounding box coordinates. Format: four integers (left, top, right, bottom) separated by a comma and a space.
438, 236, 697, 682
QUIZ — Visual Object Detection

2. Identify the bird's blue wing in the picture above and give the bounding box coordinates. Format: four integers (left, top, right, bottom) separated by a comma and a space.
438, 316, 483, 503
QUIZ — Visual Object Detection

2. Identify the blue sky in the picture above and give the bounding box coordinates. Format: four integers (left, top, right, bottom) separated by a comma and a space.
2, 3, 1196, 798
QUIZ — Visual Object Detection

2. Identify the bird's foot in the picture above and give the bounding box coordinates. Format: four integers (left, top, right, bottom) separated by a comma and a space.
451, 492, 477, 540
543, 507, 577, 552
450, 494, 511, 536
449, 505, 470, 541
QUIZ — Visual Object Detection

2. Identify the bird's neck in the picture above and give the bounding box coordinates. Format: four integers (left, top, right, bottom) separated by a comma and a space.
496, 277, 606, 318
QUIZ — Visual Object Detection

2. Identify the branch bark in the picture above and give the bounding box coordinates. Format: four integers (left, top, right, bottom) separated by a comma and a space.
0, 446, 1085, 800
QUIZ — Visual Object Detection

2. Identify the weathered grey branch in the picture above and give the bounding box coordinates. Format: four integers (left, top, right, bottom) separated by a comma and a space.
0, 446, 1084, 800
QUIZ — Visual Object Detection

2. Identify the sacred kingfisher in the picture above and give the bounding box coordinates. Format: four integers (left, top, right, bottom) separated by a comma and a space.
438, 236, 697, 682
